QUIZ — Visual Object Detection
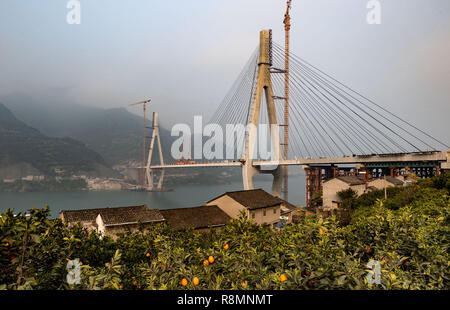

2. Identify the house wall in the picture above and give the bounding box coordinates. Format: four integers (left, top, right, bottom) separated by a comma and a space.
323, 179, 366, 210
368, 179, 401, 190
249, 206, 280, 226
206, 196, 247, 219
96, 214, 105, 236
206, 196, 281, 226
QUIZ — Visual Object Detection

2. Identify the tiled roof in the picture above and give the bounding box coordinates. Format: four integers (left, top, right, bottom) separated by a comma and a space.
384, 176, 404, 186
280, 199, 298, 211
330, 176, 367, 186
60, 208, 103, 223
59, 205, 165, 226
160, 205, 231, 230
99, 206, 164, 226
207, 189, 284, 210
367, 176, 404, 186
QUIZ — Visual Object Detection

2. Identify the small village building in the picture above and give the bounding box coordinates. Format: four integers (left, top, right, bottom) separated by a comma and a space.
322, 176, 367, 210
205, 189, 297, 228
368, 176, 404, 190
159, 205, 231, 232
280, 200, 298, 223
59, 205, 165, 237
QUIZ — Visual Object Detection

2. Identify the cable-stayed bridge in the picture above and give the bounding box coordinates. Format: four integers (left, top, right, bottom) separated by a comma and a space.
145, 30, 449, 206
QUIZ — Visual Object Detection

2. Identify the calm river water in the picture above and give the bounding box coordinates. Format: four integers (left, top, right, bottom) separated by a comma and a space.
0, 173, 306, 218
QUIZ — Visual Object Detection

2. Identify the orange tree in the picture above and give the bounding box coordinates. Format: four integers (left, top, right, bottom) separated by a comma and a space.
0, 174, 449, 290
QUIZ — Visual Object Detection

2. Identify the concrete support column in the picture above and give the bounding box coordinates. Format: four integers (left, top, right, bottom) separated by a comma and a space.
242, 29, 284, 198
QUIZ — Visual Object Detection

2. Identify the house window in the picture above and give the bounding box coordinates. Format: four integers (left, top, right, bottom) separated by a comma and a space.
332, 201, 340, 209
263, 210, 266, 216
273, 208, 277, 214
252, 212, 255, 219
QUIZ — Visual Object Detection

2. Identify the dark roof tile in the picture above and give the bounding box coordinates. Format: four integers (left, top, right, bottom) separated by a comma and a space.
207, 189, 284, 210
325, 176, 367, 186
60, 205, 165, 226
160, 205, 231, 230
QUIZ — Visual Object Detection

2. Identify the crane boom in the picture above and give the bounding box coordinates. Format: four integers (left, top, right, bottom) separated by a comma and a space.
129, 99, 151, 106
128, 98, 152, 187
282, 0, 292, 201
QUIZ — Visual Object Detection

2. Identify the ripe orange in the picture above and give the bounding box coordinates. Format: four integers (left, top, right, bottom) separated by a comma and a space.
280, 274, 287, 282
181, 278, 188, 287
5, 242, 9, 247
119, 285, 123, 289
193, 277, 199, 286
208, 256, 214, 264
203, 259, 209, 267
365, 247, 371, 254
223, 244, 229, 250
146, 253, 150, 257
132, 280, 137, 286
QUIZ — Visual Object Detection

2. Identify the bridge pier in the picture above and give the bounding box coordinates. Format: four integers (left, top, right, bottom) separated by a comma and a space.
242, 162, 283, 198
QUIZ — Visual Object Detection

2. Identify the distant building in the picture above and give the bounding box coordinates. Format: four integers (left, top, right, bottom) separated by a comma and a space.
160, 205, 231, 232
59, 205, 165, 237
322, 176, 367, 210
206, 189, 297, 228
87, 179, 122, 190
368, 176, 404, 190
322, 175, 407, 210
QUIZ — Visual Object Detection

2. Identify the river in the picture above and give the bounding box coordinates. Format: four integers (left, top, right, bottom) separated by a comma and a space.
0, 173, 306, 218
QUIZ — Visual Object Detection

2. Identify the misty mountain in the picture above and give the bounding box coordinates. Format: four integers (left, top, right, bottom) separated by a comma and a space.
0, 103, 119, 179
1, 93, 175, 165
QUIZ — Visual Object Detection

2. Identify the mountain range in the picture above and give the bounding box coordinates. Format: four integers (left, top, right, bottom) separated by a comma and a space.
1, 93, 175, 166
0, 102, 119, 179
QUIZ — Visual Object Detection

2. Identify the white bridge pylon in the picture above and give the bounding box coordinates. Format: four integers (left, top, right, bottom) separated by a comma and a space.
243, 29, 283, 197
145, 112, 165, 190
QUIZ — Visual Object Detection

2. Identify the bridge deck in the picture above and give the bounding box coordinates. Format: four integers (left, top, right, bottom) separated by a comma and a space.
149, 151, 448, 169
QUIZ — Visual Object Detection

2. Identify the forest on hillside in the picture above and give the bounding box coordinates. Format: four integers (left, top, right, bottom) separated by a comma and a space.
0, 174, 449, 290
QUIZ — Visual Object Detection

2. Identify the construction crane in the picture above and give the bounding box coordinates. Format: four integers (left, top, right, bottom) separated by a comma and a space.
129, 99, 151, 187
283, 0, 292, 201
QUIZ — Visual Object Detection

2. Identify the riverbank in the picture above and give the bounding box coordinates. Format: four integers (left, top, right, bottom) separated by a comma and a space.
0, 174, 307, 218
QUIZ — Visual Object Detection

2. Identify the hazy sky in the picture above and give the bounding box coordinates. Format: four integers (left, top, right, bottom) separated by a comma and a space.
0, 0, 449, 143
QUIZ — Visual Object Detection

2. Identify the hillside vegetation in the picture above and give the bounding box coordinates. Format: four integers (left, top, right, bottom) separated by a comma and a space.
0, 174, 448, 290
0, 103, 118, 179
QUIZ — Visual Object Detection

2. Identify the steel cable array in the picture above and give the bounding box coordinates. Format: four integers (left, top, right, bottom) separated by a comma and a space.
206, 43, 449, 160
